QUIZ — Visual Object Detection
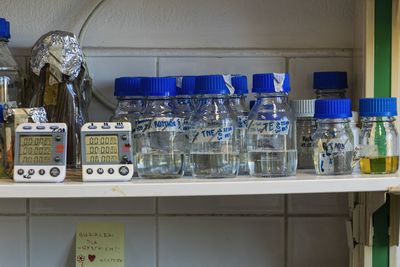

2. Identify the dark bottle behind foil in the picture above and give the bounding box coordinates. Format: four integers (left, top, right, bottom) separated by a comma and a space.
29, 31, 92, 169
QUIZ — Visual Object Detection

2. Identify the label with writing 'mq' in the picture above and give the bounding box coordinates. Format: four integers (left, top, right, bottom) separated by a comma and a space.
192, 126, 234, 143
135, 118, 184, 133
248, 118, 290, 135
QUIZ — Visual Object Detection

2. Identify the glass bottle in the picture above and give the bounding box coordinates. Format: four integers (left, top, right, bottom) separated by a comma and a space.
290, 99, 316, 169
229, 75, 249, 175
135, 77, 185, 178
190, 75, 239, 178
350, 111, 360, 172
0, 18, 22, 107
313, 99, 353, 175
314, 71, 348, 99
359, 97, 398, 174
175, 76, 195, 176
247, 73, 297, 177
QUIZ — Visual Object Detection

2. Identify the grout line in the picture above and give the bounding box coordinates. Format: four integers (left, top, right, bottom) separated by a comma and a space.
155, 198, 159, 267
26, 199, 30, 267
284, 195, 289, 267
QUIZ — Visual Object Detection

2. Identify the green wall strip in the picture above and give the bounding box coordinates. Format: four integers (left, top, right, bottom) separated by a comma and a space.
374, 0, 392, 97
372, 199, 390, 267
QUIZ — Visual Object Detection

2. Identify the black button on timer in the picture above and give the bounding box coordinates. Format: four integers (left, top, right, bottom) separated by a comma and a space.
119, 166, 129, 176
50, 167, 60, 177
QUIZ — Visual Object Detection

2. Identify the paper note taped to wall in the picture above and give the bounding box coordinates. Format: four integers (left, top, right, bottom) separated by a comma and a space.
76, 223, 124, 267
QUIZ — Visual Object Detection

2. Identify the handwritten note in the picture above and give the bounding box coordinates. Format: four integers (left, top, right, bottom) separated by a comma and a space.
76, 223, 124, 267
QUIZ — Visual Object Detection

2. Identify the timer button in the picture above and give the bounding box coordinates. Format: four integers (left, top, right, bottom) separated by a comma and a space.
121, 135, 128, 141
115, 123, 124, 129
108, 168, 114, 174
86, 168, 93, 175
28, 169, 35, 175
22, 126, 32, 130
50, 167, 60, 177
54, 156, 61, 162
36, 125, 45, 130
17, 169, 24, 175
55, 136, 62, 142
88, 124, 97, 130
122, 155, 128, 161
102, 125, 111, 129
97, 168, 104, 174
50, 125, 59, 130
39, 169, 45, 175
119, 166, 130, 176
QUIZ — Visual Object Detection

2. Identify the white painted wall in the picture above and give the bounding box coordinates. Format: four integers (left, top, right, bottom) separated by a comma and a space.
1, 0, 356, 266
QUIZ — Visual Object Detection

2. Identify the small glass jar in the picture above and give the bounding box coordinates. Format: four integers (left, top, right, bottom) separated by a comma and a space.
314, 71, 348, 99
290, 99, 316, 169
359, 98, 399, 174
247, 73, 297, 177
229, 75, 249, 175
313, 99, 354, 175
190, 75, 239, 178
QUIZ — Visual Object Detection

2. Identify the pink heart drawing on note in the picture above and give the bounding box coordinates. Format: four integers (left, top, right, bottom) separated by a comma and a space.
88, 254, 96, 262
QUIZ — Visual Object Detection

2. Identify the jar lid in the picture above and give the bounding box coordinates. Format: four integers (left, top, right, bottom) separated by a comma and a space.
252, 73, 290, 93
313, 71, 348, 90
114, 77, 143, 97
176, 76, 196, 96
290, 99, 315, 117
314, 98, 352, 119
0, 18, 10, 40
359, 97, 397, 117
231, 75, 248, 95
141, 77, 177, 97
195, 75, 231, 95
249, 100, 256, 110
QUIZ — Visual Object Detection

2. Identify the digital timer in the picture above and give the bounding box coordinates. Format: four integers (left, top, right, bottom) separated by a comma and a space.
13, 123, 67, 182
81, 122, 134, 181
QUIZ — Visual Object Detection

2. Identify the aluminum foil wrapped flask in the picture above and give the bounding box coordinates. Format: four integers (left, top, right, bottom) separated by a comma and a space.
29, 31, 92, 168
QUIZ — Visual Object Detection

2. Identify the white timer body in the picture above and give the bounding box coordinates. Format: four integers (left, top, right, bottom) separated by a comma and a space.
13, 123, 67, 183
81, 122, 134, 182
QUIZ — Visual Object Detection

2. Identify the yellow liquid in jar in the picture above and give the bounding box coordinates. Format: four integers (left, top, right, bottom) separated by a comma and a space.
359, 156, 399, 174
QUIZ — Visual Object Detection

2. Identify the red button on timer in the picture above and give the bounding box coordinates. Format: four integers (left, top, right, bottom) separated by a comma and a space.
56, 144, 64, 153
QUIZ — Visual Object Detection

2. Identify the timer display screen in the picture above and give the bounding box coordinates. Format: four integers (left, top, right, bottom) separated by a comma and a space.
85, 135, 119, 163
19, 135, 52, 164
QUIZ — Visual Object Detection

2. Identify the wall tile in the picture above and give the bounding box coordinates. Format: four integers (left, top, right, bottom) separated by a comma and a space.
30, 198, 155, 215
159, 216, 284, 267
288, 217, 348, 267
288, 193, 349, 215
30, 216, 155, 267
288, 57, 353, 101
0, 216, 27, 267
86, 57, 156, 121
159, 195, 284, 214
0, 199, 26, 214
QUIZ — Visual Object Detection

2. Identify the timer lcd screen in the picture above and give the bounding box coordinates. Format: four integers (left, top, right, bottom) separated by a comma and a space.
19, 135, 52, 164
85, 135, 119, 163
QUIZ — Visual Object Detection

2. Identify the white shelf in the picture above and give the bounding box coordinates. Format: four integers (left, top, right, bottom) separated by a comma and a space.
0, 171, 399, 198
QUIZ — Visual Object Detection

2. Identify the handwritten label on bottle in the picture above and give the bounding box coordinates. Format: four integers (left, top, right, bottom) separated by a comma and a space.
191, 126, 234, 143
237, 116, 248, 129
248, 119, 290, 135
135, 118, 184, 133
300, 135, 313, 148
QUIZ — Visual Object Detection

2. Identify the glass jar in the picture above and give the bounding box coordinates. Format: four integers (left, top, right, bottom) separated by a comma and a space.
313, 99, 354, 175
290, 99, 316, 169
0, 18, 22, 107
247, 73, 297, 177
135, 77, 185, 178
314, 71, 348, 99
190, 75, 239, 178
359, 97, 399, 174
229, 75, 249, 175
175, 76, 196, 176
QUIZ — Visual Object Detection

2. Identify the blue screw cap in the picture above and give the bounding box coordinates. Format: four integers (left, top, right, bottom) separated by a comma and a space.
252, 73, 290, 93
0, 18, 10, 39
176, 76, 196, 96
359, 97, 397, 117
313, 71, 348, 90
141, 77, 177, 97
231, 75, 248, 95
114, 77, 143, 97
314, 98, 352, 119
195, 75, 231, 95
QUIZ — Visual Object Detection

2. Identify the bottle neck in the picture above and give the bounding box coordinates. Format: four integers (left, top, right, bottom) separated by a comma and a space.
229, 95, 246, 105
316, 118, 350, 127
256, 93, 289, 103
361, 116, 396, 123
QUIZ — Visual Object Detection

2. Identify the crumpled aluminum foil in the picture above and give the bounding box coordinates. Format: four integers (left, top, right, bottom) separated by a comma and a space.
30, 31, 83, 84
4, 106, 48, 123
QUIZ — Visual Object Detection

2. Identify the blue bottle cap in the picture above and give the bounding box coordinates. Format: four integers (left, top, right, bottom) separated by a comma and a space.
314, 98, 352, 119
313, 71, 348, 90
252, 73, 290, 93
176, 76, 196, 96
195, 75, 231, 95
249, 100, 256, 110
0, 104, 4, 123
114, 77, 143, 96
0, 18, 10, 40
141, 77, 177, 97
359, 97, 397, 117
231, 75, 248, 95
